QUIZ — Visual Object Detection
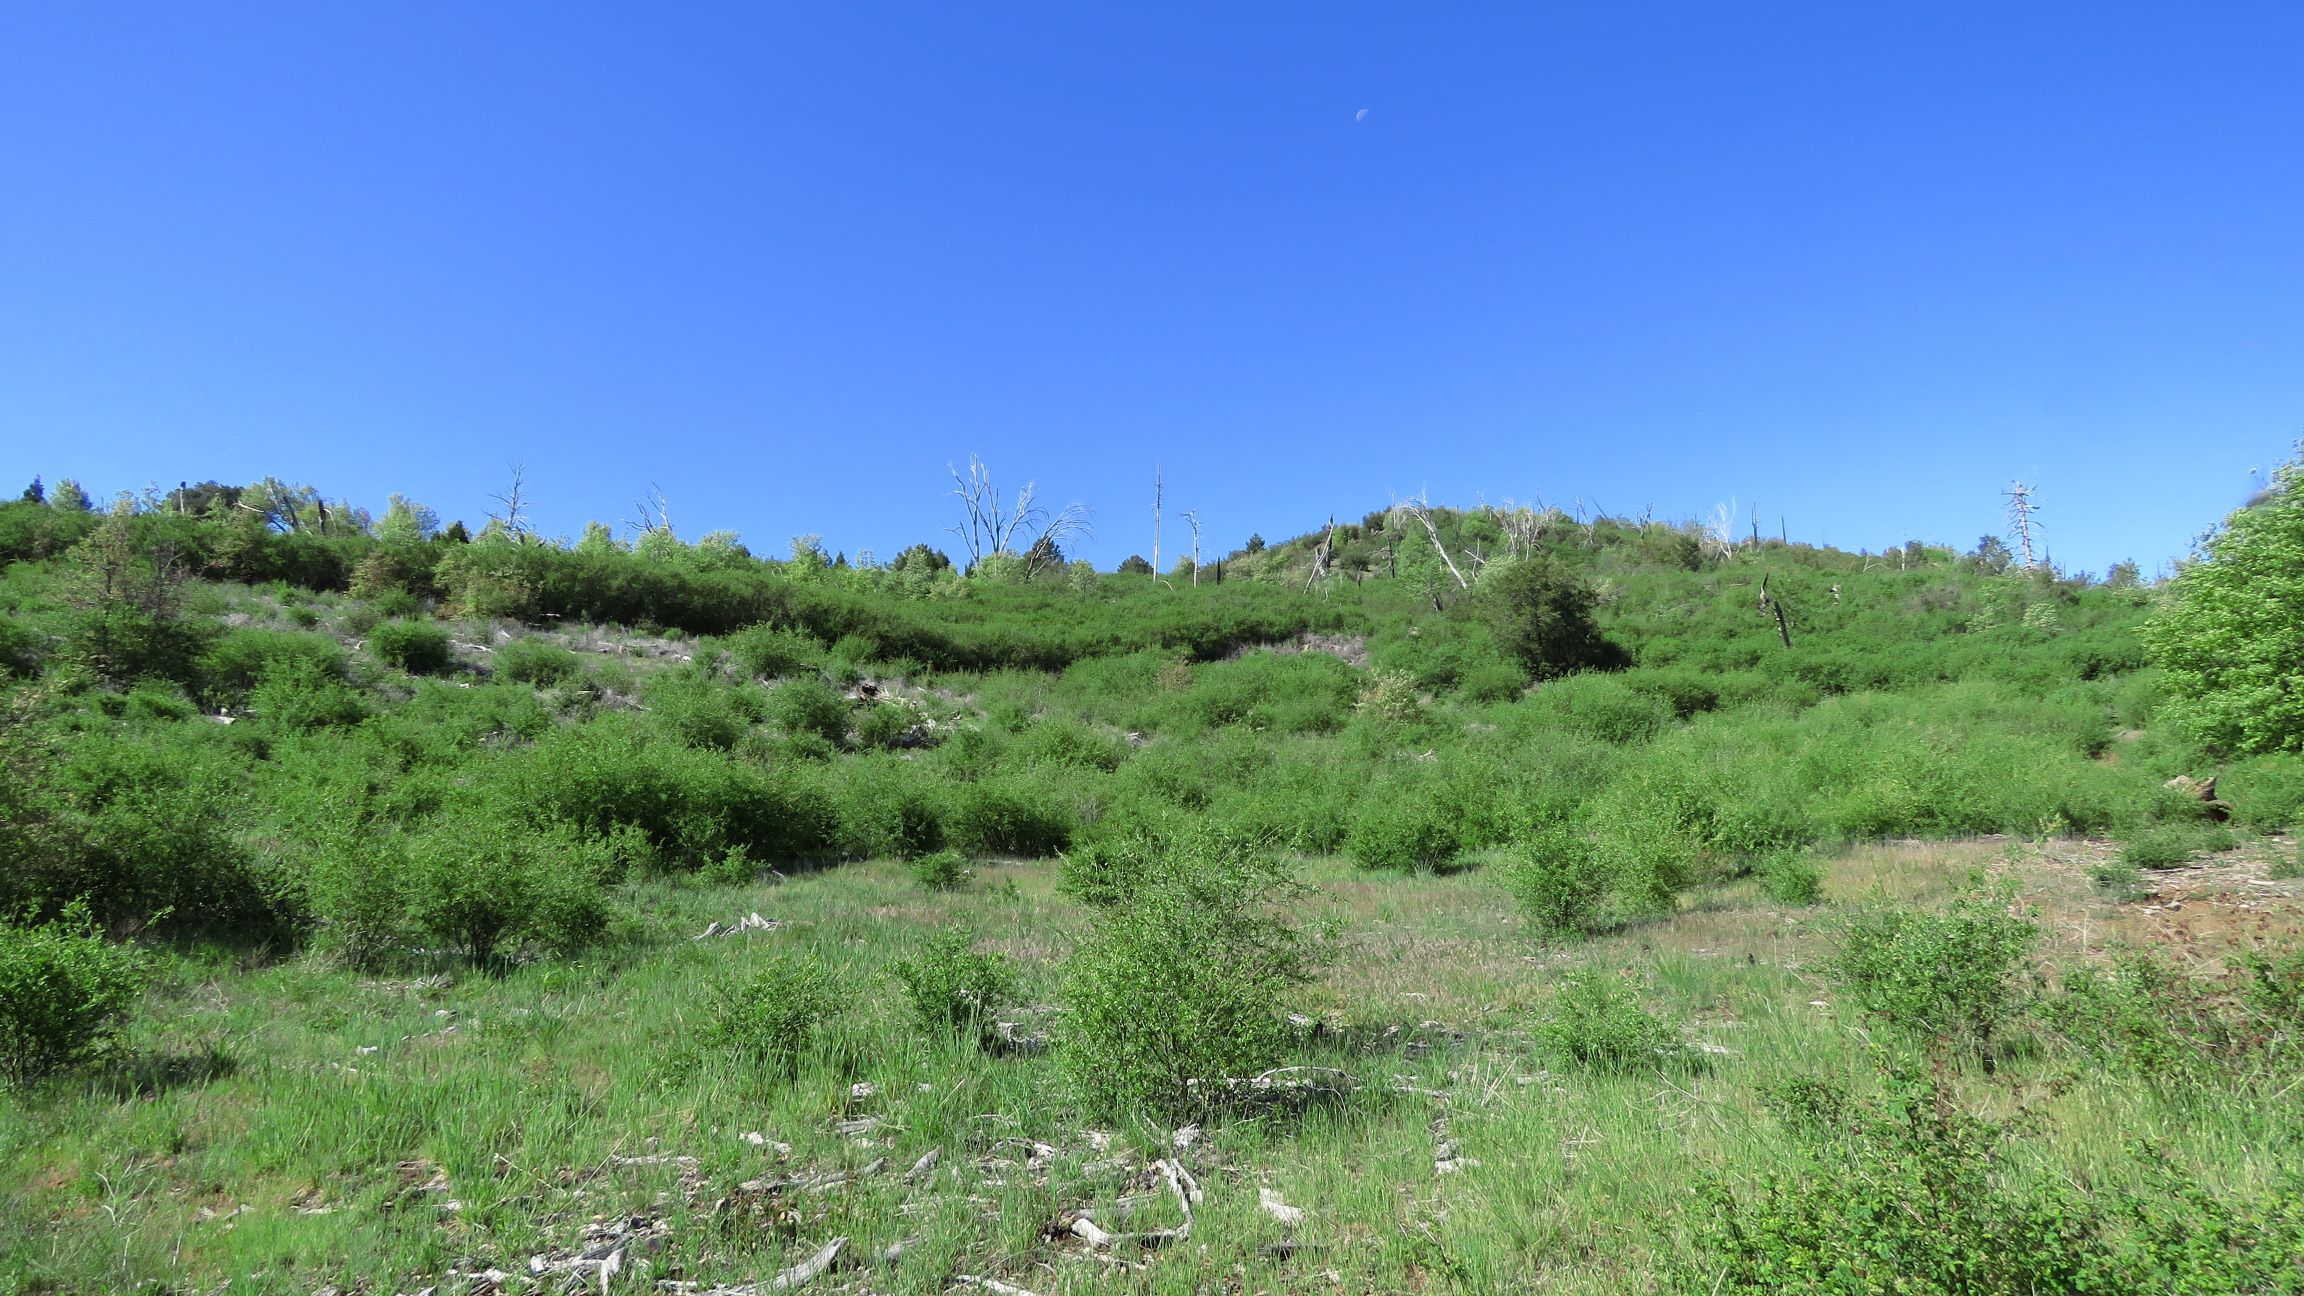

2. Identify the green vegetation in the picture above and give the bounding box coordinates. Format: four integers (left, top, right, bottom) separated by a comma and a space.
1, 465, 2300, 1291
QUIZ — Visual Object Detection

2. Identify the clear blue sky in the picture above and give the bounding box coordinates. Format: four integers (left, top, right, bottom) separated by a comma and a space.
4, 3, 2299, 576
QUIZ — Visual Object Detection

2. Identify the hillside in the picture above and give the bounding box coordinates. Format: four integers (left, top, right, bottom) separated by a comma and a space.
2, 479, 2301, 1293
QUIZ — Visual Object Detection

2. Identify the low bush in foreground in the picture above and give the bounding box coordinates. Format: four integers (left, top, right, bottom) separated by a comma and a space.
698, 955, 839, 1075
1534, 968, 1685, 1070
1829, 877, 2039, 1063
1059, 833, 1324, 1119
889, 927, 1016, 1048
0, 902, 147, 1088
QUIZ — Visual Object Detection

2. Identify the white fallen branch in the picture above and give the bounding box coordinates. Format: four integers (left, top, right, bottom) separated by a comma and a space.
1259, 1187, 1305, 1228
905, 1147, 942, 1183
952, 1277, 1044, 1296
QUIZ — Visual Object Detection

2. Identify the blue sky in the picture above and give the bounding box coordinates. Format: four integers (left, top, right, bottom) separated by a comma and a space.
3, 3, 2299, 576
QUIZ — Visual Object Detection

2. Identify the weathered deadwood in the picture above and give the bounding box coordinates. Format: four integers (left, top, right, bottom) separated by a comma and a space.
800, 1156, 889, 1194
764, 1237, 847, 1291
905, 1147, 942, 1183
952, 1277, 1045, 1296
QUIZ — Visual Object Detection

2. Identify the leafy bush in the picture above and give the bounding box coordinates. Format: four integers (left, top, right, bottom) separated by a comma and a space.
947, 775, 1074, 857
401, 818, 613, 964
0, 902, 146, 1087
197, 628, 351, 703
2041, 948, 2302, 1089
889, 926, 1015, 1047
1829, 878, 2039, 1060
1503, 828, 1610, 938
1059, 832, 1323, 1119
2142, 444, 2304, 754
1525, 674, 1671, 744
368, 619, 454, 675
1533, 968, 1684, 1070
1757, 849, 1825, 905
2118, 821, 2236, 869
1056, 830, 1162, 907
724, 624, 824, 680
307, 830, 413, 968
1344, 794, 1460, 872
1478, 557, 1629, 681
496, 637, 582, 686
698, 956, 838, 1074
771, 675, 850, 747
1694, 1064, 2120, 1294
642, 668, 762, 750
907, 848, 971, 890
250, 654, 369, 731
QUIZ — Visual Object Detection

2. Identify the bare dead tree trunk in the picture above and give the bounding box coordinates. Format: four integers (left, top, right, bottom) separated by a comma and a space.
1393, 499, 1469, 590
1181, 508, 1203, 587
490, 463, 534, 542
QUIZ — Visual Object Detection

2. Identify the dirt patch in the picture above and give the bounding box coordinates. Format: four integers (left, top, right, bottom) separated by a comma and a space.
1225, 632, 1370, 668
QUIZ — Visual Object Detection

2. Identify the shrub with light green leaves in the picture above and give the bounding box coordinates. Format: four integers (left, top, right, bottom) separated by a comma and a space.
1059, 832, 1324, 1118
698, 955, 839, 1074
889, 927, 1015, 1047
1344, 793, 1460, 872
401, 816, 614, 964
0, 901, 147, 1087
368, 618, 454, 675
1504, 827, 1611, 938
1829, 876, 2039, 1060
1533, 968, 1685, 1070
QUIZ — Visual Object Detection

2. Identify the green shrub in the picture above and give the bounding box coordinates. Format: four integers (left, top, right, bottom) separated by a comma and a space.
2218, 753, 2304, 829
1504, 828, 1610, 938
496, 637, 582, 686
642, 669, 762, 750
1757, 849, 1825, 905
1526, 674, 1671, 744
698, 955, 838, 1074
724, 625, 824, 680
772, 675, 850, 747
1344, 794, 1460, 872
831, 757, 947, 859
368, 619, 454, 675
1533, 968, 1684, 1070
907, 848, 971, 891
1056, 830, 1162, 907
1694, 1063, 2120, 1294
2118, 821, 2236, 869
855, 700, 922, 751
401, 818, 613, 964
1829, 877, 2039, 1059
1059, 833, 1323, 1119
0, 901, 146, 1087
1477, 556, 1629, 681
250, 654, 369, 731
889, 926, 1015, 1047
2141, 445, 2304, 754
307, 830, 413, 968
947, 776, 1074, 857
0, 615, 45, 677
198, 628, 350, 704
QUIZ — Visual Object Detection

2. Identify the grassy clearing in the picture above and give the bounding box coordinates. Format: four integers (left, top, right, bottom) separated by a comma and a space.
6, 836, 2298, 1294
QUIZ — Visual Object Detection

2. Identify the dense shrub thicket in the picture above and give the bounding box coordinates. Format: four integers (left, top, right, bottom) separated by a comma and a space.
0, 472, 2245, 960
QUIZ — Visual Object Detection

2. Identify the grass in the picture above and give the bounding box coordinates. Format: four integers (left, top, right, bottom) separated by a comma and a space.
5, 838, 2298, 1294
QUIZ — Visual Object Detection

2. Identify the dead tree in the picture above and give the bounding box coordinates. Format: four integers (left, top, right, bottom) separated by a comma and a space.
1181, 508, 1204, 586
945, 455, 1091, 573
629, 483, 675, 540
2006, 481, 2041, 570
1302, 516, 1337, 593
489, 463, 535, 543
1390, 498, 1470, 590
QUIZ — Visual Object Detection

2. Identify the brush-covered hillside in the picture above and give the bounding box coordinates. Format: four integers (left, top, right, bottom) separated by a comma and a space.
2, 469, 2301, 1293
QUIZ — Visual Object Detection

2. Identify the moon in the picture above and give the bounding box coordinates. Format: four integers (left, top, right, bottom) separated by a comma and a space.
1354, 108, 1369, 123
